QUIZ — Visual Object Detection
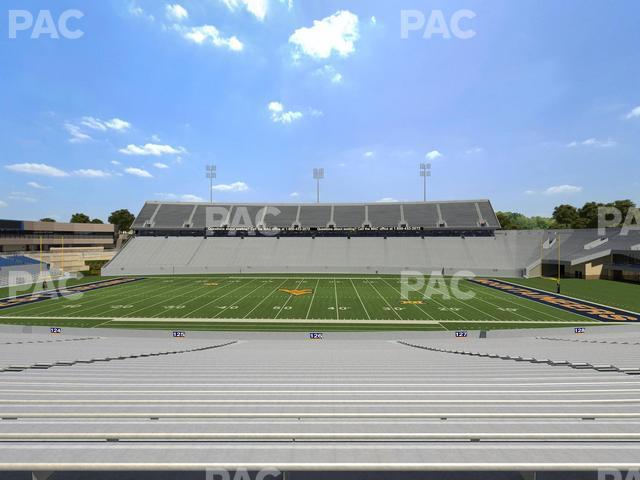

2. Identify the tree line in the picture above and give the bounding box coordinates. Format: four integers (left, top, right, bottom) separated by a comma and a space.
39, 209, 135, 233
497, 199, 636, 230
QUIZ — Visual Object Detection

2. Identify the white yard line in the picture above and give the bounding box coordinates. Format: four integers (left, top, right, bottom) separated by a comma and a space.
0, 315, 588, 324
367, 280, 403, 320
108, 318, 441, 324
185, 279, 259, 318
465, 281, 573, 322
120, 282, 216, 318
274, 279, 305, 320
213, 281, 275, 319
350, 279, 371, 321
377, 277, 437, 321
333, 279, 340, 321
242, 279, 289, 319
305, 279, 321, 320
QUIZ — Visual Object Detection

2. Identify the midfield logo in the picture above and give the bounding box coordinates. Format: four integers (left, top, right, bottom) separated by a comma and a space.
280, 288, 313, 296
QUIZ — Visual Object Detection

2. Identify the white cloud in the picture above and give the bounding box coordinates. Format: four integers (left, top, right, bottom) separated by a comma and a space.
129, 2, 154, 21
119, 143, 186, 156
425, 150, 443, 161
314, 65, 343, 83
544, 185, 582, 195
182, 25, 244, 51
524, 190, 536, 196
465, 147, 484, 154
626, 106, 640, 119
27, 181, 50, 189
363, 151, 375, 158
289, 192, 299, 197
268, 101, 303, 124
124, 167, 154, 178
211, 181, 249, 192
8, 192, 37, 203
166, 4, 188, 21
0, 200, 6, 208
279, 0, 293, 10
155, 193, 204, 202
153, 162, 170, 169
289, 10, 359, 60
73, 169, 112, 178
110, 160, 121, 166
80, 116, 131, 132
64, 123, 92, 143
221, 0, 268, 21
377, 197, 399, 203
5, 163, 69, 177
567, 138, 616, 148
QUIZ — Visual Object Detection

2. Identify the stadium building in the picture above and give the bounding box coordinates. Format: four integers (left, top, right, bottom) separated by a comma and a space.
104, 200, 640, 281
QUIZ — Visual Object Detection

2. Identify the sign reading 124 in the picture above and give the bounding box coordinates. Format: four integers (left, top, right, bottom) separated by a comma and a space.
50, 327, 62, 334
309, 333, 323, 340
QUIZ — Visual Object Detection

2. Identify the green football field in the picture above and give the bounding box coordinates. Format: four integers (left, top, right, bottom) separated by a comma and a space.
0, 275, 624, 331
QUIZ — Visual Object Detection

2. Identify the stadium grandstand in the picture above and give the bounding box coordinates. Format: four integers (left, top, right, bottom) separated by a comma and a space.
1, 323, 640, 478
537, 228, 640, 281
104, 200, 640, 280
106, 199, 537, 277
130, 199, 501, 233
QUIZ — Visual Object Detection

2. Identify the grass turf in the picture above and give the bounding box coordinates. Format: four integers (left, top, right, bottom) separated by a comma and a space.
504, 277, 640, 313
0, 275, 606, 331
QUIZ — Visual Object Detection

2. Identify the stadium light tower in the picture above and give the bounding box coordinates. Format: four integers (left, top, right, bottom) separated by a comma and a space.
206, 164, 217, 203
313, 168, 324, 204
420, 163, 431, 202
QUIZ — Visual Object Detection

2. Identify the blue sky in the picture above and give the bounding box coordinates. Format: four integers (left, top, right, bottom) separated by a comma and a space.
1, 0, 639, 222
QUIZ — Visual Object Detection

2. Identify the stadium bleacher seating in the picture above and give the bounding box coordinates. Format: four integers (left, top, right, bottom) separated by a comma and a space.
131, 200, 500, 231
103, 231, 542, 276
1, 325, 639, 473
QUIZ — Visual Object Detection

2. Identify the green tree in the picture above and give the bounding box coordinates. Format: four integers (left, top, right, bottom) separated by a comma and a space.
530, 216, 553, 229
496, 212, 552, 230
70, 213, 91, 224
108, 209, 135, 233
90, 218, 104, 224
576, 202, 602, 229
611, 199, 636, 221
39, 218, 56, 223
552, 204, 579, 228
